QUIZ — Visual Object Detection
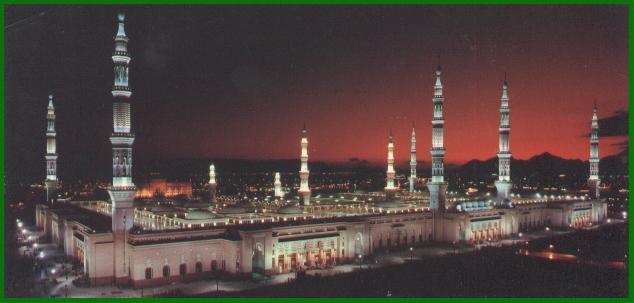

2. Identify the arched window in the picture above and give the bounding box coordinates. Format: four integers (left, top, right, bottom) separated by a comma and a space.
180, 264, 187, 276
145, 267, 153, 280
195, 262, 203, 274
162, 265, 170, 278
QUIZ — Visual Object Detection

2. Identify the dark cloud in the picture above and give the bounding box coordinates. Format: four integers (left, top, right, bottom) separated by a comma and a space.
598, 109, 628, 137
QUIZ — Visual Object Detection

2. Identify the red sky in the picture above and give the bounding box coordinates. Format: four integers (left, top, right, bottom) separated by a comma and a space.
8, 6, 629, 182
170, 6, 628, 164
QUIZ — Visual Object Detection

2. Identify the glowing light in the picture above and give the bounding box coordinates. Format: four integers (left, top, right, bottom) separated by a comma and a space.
17, 222, 23, 228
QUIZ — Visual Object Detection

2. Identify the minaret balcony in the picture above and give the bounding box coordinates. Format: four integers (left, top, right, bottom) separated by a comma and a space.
497, 152, 511, 158
112, 51, 130, 61
430, 148, 446, 156
110, 134, 135, 145
114, 35, 129, 42
112, 86, 132, 98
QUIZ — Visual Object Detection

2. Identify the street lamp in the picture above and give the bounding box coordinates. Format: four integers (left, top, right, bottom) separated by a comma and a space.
409, 247, 413, 261
17, 222, 23, 228
33, 243, 38, 248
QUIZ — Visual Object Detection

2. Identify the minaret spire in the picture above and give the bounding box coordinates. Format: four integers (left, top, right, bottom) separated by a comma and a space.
428, 63, 447, 211
385, 129, 397, 200
207, 163, 217, 205
409, 123, 417, 192
274, 172, 284, 198
299, 124, 310, 205
45, 94, 58, 203
588, 102, 600, 199
495, 75, 513, 206
107, 13, 135, 286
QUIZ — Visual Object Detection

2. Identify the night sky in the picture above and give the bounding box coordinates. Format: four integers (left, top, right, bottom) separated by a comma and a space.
5, 5, 629, 184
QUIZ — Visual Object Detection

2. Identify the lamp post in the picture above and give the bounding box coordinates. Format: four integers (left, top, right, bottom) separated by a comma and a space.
409, 247, 413, 261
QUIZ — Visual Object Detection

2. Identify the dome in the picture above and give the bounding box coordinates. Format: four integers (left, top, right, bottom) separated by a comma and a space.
150, 206, 172, 212
183, 200, 209, 209
277, 205, 303, 215
185, 210, 215, 220
219, 206, 247, 214
374, 201, 402, 209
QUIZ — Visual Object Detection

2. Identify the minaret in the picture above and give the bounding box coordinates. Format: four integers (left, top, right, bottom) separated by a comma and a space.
208, 163, 217, 204
409, 123, 417, 192
45, 94, 58, 203
107, 13, 135, 286
298, 124, 310, 205
274, 172, 284, 198
428, 64, 447, 211
494, 75, 513, 206
588, 103, 600, 199
385, 129, 397, 200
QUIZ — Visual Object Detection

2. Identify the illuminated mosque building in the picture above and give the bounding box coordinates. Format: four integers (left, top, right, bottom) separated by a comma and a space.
36, 14, 607, 288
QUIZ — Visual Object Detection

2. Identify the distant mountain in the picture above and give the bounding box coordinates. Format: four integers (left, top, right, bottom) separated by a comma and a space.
137, 150, 627, 184
452, 150, 628, 186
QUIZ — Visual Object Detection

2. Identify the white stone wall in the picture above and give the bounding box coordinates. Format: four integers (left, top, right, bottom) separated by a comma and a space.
128, 238, 241, 284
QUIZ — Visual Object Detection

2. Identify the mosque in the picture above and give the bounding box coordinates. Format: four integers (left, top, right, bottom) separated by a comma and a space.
35, 13, 607, 288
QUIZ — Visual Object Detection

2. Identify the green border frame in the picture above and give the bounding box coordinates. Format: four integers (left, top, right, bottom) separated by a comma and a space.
2, 1, 632, 302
